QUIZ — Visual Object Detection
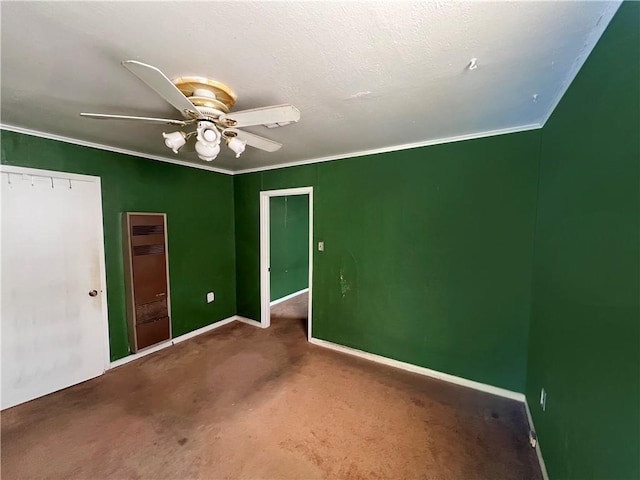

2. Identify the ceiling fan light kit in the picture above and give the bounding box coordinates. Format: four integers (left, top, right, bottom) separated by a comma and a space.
195, 140, 220, 162
194, 121, 221, 162
80, 61, 300, 163
162, 131, 187, 154
227, 137, 247, 158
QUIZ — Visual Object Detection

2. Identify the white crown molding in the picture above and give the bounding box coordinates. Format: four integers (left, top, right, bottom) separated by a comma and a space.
0, 124, 235, 176
234, 123, 542, 175
540, 1, 622, 127
309, 337, 526, 402
2, 122, 544, 176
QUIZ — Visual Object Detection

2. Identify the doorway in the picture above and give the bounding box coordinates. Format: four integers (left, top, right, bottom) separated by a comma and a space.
259, 187, 313, 340
1, 165, 109, 409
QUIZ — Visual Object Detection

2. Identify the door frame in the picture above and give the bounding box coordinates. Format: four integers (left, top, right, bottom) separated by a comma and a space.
0, 165, 111, 371
259, 187, 313, 340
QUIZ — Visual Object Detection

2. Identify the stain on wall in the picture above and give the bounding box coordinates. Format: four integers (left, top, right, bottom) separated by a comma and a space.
235, 130, 541, 392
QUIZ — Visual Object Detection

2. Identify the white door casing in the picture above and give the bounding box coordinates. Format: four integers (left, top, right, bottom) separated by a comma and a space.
1, 166, 109, 410
259, 187, 313, 339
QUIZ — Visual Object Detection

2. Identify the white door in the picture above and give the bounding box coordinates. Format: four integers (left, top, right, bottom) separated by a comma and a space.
1, 167, 109, 410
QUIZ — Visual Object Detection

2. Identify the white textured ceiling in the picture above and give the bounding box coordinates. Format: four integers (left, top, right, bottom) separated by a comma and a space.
1, 1, 620, 174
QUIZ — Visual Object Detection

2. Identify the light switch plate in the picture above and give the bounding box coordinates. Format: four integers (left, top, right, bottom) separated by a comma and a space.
318, 241, 324, 252
206, 292, 215, 303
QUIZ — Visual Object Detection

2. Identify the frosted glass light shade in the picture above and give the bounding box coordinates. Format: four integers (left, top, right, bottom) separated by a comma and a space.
162, 131, 186, 154
228, 137, 246, 158
195, 141, 220, 161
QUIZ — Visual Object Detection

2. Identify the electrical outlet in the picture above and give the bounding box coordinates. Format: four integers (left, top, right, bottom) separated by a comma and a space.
206, 292, 215, 303
540, 388, 547, 411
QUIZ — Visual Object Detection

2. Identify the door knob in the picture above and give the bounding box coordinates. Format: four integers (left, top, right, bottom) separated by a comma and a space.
89, 289, 98, 297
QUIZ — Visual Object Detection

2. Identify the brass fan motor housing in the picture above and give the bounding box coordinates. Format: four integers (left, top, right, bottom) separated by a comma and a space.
172, 76, 237, 114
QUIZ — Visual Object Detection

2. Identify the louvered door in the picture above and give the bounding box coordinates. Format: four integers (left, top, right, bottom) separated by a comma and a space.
123, 213, 171, 352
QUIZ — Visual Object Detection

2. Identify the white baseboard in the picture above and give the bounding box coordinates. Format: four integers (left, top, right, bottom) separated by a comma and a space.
107, 313, 547, 480
308, 337, 525, 402
109, 315, 236, 369
172, 316, 237, 344
270, 288, 309, 307
525, 399, 550, 480
235, 316, 265, 328
109, 315, 529, 406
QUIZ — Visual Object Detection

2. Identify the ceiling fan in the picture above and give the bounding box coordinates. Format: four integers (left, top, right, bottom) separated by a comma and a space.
80, 61, 300, 162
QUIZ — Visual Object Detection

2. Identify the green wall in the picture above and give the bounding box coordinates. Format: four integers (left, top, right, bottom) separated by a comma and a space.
235, 130, 541, 392
1, 131, 236, 361
526, 3, 640, 478
3, 8, 637, 472
269, 195, 309, 301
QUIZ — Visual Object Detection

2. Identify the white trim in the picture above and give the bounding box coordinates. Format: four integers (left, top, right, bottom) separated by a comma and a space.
94, 177, 111, 372
0, 165, 112, 372
0, 124, 234, 175
2, 123, 543, 176
235, 124, 542, 174
260, 193, 271, 328
235, 316, 265, 328
0, 164, 106, 184
109, 315, 236, 368
540, 2, 622, 127
307, 191, 314, 342
270, 288, 309, 307
308, 337, 525, 402
259, 187, 314, 341
525, 400, 550, 480
109, 340, 172, 369
261, 187, 314, 197
172, 316, 236, 344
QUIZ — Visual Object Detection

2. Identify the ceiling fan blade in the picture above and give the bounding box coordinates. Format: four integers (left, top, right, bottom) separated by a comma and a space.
122, 60, 199, 118
225, 128, 282, 152
220, 104, 300, 128
80, 112, 189, 126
